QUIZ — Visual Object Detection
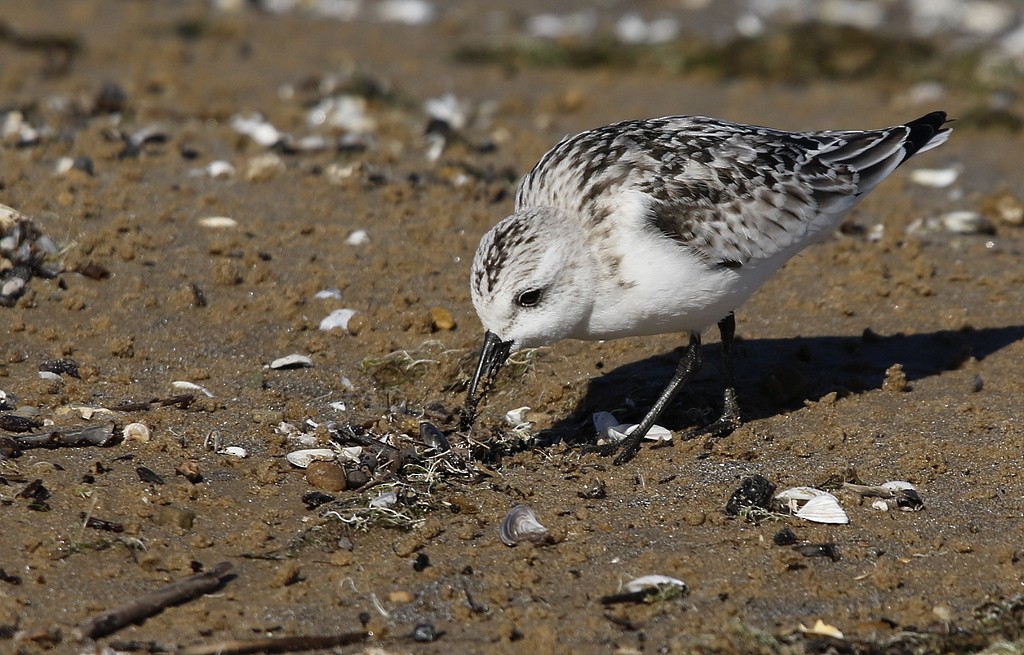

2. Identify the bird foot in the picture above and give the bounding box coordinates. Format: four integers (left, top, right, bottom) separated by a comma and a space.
681, 412, 741, 448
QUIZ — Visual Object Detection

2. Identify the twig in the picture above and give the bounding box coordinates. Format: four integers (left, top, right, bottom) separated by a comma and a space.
12, 422, 117, 449
76, 561, 234, 640
175, 632, 367, 655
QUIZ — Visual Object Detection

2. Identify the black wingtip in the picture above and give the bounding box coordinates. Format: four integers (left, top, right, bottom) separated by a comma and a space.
902, 111, 951, 159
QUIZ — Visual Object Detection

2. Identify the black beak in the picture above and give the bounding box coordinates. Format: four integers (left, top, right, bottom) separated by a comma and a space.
460, 330, 513, 430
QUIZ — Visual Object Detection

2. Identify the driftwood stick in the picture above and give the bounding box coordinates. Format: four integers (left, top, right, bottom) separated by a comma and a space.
14, 422, 117, 449
76, 561, 234, 640
176, 632, 368, 655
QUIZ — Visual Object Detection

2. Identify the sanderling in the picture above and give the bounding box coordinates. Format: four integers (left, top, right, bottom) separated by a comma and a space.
462, 111, 951, 464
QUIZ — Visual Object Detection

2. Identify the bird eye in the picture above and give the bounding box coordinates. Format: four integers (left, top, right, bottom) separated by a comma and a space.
515, 289, 543, 308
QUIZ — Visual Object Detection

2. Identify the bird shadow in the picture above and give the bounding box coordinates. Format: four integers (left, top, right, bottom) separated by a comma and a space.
539, 325, 1024, 444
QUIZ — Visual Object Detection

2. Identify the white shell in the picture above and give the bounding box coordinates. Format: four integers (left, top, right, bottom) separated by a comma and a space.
269, 354, 313, 369
799, 619, 844, 639
622, 575, 688, 594
593, 412, 672, 442
775, 487, 833, 503
318, 309, 357, 333
37, 371, 63, 383
504, 406, 532, 427
369, 491, 398, 509
172, 380, 214, 397
205, 161, 236, 178
286, 448, 338, 468
122, 422, 151, 443
871, 499, 893, 511
795, 494, 849, 524
881, 480, 917, 492
499, 505, 550, 546
218, 446, 248, 458
345, 229, 370, 246
198, 215, 237, 228
909, 166, 960, 188
941, 211, 993, 234
315, 288, 342, 300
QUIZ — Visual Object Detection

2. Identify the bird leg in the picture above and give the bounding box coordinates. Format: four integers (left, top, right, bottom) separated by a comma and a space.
684, 312, 742, 445
613, 331, 703, 465
612, 313, 742, 465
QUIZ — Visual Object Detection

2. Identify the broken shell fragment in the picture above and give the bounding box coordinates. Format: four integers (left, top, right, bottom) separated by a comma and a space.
799, 619, 844, 639
794, 494, 849, 524
622, 575, 688, 595
592, 411, 672, 443
286, 448, 338, 468
844, 480, 924, 512
172, 380, 214, 397
601, 574, 689, 604
369, 491, 398, 509
909, 166, 960, 188
122, 422, 151, 443
218, 446, 248, 458
419, 422, 450, 452
499, 505, 550, 547
504, 406, 532, 428
270, 354, 313, 369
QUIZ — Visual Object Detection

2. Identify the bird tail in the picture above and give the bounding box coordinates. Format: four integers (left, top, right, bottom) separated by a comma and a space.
900, 111, 952, 162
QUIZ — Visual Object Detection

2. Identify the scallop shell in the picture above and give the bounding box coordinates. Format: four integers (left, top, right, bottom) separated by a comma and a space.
622, 575, 688, 595
795, 494, 849, 524
775, 486, 833, 503
499, 505, 550, 547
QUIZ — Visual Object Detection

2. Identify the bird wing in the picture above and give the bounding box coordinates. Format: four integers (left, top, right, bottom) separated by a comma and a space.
517, 115, 946, 268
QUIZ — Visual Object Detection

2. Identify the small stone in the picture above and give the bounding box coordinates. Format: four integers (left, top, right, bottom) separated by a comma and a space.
388, 590, 414, 604
176, 461, 203, 484
305, 461, 348, 492
244, 152, 285, 182
882, 363, 909, 393
155, 506, 196, 530
272, 561, 302, 587
429, 307, 456, 331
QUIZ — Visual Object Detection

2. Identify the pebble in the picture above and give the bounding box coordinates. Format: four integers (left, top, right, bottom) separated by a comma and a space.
306, 461, 348, 492
345, 229, 369, 246
156, 506, 196, 530
244, 152, 286, 182
982, 191, 1024, 226
429, 307, 456, 331
206, 161, 236, 178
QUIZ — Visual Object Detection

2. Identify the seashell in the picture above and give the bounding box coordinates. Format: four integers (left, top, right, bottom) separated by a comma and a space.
286, 448, 338, 468
318, 309, 357, 333
775, 486, 834, 503
504, 406, 532, 428
593, 411, 671, 443
172, 380, 214, 397
218, 446, 247, 458
205, 161, 235, 179
881, 481, 917, 492
622, 575, 688, 595
269, 354, 313, 370
499, 505, 550, 547
329, 401, 347, 411
315, 288, 342, 300
909, 167, 960, 188
122, 422, 151, 443
37, 370, 63, 383
198, 215, 237, 228
795, 494, 849, 524
799, 619, 844, 639
0, 389, 14, 410
419, 422, 450, 452
369, 491, 398, 509
941, 211, 994, 235
345, 229, 369, 246
230, 112, 284, 146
